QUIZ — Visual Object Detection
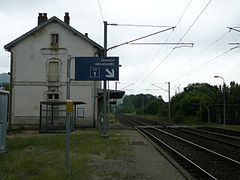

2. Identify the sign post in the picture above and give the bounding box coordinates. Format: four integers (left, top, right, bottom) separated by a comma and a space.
75, 56, 119, 136
65, 55, 71, 174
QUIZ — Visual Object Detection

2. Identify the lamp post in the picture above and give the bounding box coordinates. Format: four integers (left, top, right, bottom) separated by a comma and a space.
166, 82, 170, 123
214, 75, 226, 125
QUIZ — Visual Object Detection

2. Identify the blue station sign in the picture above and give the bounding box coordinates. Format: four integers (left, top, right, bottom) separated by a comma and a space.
75, 57, 119, 81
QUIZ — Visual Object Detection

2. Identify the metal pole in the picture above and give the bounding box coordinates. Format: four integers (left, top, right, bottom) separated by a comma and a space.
102, 21, 108, 136
223, 82, 226, 125
168, 82, 171, 122
93, 81, 96, 128
107, 81, 110, 130
115, 82, 118, 123
214, 76, 226, 125
65, 55, 71, 173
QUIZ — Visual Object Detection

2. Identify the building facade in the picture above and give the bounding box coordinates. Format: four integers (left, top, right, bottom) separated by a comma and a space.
4, 13, 103, 129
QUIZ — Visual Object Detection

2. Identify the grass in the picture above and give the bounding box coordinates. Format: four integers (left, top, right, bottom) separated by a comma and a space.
0, 129, 130, 179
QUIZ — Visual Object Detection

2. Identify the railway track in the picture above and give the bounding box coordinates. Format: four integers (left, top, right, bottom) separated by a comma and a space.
119, 115, 240, 179
163, 128, 240, 162
177, 128, 240, 148
197, 126, 240, 138
119, 114, 170, 127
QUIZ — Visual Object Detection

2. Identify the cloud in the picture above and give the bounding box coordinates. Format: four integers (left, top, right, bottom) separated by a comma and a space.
1, 0, 240, 96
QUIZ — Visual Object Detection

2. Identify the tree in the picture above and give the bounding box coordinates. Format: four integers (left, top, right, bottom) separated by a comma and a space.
118, 82, 240, 124
118, 93, 167, 116
228, 81, 240, 104
171, 83, 222, 124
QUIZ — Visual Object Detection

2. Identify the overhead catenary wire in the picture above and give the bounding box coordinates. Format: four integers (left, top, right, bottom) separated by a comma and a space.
133, 30, 176, 84
228, 27, 240, 33
97, 0, 104, 22
178, 0, 212, 43
107, 26, 175, 51
163, 31, 230, 79
108, 23, 173, 28
136, 0, 213, 84
132, 0, 193, 85
228, 26, 240, 48
166, 21, 240, 82
175, 0, 193, 27
229, 43, 240, 45
170, 48, 239, 83
119, 83, 135, 90
129, 42, 194, 46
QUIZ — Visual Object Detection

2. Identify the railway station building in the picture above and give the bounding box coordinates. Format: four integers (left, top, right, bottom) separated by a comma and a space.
4, 13, 124, 130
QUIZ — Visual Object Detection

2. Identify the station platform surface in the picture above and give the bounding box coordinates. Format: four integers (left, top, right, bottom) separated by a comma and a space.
119, 129, 188, 180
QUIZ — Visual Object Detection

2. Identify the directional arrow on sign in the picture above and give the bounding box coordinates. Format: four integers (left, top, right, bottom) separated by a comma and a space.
105, 68, 115, 78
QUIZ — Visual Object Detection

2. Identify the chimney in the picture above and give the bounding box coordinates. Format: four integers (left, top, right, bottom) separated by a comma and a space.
38, 13, 43, 25
43, 13, 48, 21
38, 13, 48, 26
64, 12, 70, 25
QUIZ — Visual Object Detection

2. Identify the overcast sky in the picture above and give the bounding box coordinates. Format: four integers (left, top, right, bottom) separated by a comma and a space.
0, 0, 240, 101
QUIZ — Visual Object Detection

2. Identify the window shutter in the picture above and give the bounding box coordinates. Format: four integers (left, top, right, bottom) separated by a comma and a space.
48, 61, 59, 82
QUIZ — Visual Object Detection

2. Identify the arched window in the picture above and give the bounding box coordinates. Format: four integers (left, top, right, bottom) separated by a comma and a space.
48, 60, 60, 82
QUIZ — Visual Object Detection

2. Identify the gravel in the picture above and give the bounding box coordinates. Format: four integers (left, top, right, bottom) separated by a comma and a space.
88, 130, 186, 180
